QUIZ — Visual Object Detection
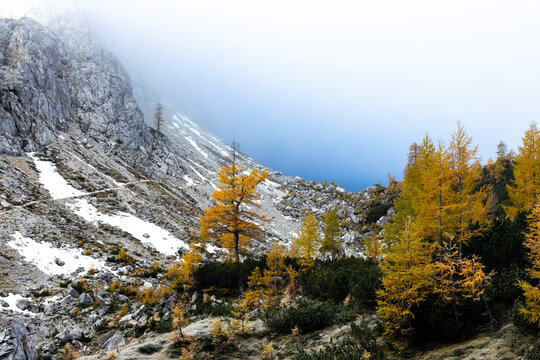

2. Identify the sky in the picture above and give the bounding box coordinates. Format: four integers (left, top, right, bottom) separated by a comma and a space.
3, 0, 540, 191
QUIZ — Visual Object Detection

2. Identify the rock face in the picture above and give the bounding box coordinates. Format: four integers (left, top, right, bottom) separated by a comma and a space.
0, 17, 151, 154
0, 321, 38, 360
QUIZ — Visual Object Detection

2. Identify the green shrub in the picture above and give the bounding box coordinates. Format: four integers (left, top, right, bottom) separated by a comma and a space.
193, 258, 265, 292
265, 298, 336, 333
366, 202, 392, 224
513, 299, 540, 335
138, 343, 163, 355
465, 213, 528, 273
350, 321, 376, 354
292, 339, 366, 360
297, 257, 381, 306
292, 320, 382, 359
490, 265, 528, 304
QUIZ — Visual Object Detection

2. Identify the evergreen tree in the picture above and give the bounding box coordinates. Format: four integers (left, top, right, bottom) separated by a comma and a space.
321, 208, 342, 259
377, 219, 435, 351
505, 122, 540, 218
448, 122, 490, 254
293, 213, 321, 259
200, 163, 269, 261
154, 103, 164, 131
518, 205, 540, 326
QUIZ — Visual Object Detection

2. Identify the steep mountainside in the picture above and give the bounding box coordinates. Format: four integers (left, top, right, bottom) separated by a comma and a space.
0, 17, 394, 357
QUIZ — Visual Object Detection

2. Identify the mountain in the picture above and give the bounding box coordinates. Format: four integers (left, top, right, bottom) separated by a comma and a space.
0, 17, 394, 357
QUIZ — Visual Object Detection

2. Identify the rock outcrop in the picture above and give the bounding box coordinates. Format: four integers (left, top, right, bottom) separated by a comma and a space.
0, 321, 37, 360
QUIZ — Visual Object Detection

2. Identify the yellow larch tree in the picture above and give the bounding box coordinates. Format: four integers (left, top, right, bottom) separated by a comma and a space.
518, 205, 540, 326
263, 243, 288, 308
171, 295, 189, 338
293, 213, 321, 259
364, 229, 383, 264
385, 135, 453, 253
321, 208, 343, 259
447, 122, 490, 254
244, 267, 266, 310
377, 219, 435, 351
200, 162, 270, 261
505, 122, 540, 218
434, 242, 494, 326
166, 244, 203, 288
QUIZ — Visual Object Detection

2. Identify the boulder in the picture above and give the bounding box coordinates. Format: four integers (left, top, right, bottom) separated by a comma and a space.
78, 293, 93, 307
101, 333, 125, 351
0, 321, 38, 360
15, 299, 29, 311
54, 325, 83, 344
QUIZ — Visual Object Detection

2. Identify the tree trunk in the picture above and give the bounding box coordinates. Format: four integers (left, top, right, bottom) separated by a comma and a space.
234, 230, 240, 262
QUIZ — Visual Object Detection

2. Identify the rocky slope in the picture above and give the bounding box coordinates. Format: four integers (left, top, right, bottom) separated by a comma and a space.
0, 17, 396, 358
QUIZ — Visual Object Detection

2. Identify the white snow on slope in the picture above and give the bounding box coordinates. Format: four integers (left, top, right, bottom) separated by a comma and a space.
7, 232, 108, 276
69, 199, 188, 255
29, 154, 188, 256
29, 153, 85, 199
0, 293, 34, 315
185, 136, 210, 159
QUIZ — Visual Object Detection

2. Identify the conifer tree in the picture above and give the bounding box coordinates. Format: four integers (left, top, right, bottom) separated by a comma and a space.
293, 213, 321, 259
200, 163, 269, 261
180, 244, 203, 284
154, 103, 164, 131
172, 295, 189, 338
364, 230, 383, 264
434, 242, 493, 325
263, 243, 288, 308
505, 122, 540, 218
244, 267, 265, 309
448, 123, 490, 253
518, 205, 540, 326
377, 219, 435, 350
321, 209, 342, 259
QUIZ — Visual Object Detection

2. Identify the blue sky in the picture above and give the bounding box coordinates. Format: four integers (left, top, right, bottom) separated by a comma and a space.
7, 0, 540, 191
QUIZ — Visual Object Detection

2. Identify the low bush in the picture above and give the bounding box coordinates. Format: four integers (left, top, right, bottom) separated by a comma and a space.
513, 299, 540, 335
292, 339, 366, 360
264, 298, 336, 333
297, 257, 381, 306
193, 258, 265, 292
292, 320, 382, 360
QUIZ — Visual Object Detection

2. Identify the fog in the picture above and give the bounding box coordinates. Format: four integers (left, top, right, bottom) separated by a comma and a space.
3, 0, 540, 190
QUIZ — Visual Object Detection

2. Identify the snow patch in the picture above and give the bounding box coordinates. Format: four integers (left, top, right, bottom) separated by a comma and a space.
28, 155, 188, 256
0, 293, 34, 315
7, 232, 108, 276
186, 136, 210, 159
68, 199, 188, 256
28, 153, 85, 199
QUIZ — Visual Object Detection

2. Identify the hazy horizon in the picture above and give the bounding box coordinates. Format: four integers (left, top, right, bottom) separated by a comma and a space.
3, 0, 540, 191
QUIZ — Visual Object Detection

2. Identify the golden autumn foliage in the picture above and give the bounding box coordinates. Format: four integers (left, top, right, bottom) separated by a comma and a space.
505, 122, 540, 218
200, 162, 270, 261
172, 295, 189, 338
263, 243, 289, 308
243, 243, 291, 311
448, 122, 490, 251
321, 208, 343, 259
244, 266, 265, 310
518, 205, 540, 326
364, 230, 383, 264
386, 125, 489, 255
292, 213, 321, 259
434, 243, 493, 324
166, 245, 202, 287
377, 219, 435, 350
379, 123, 494, 347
